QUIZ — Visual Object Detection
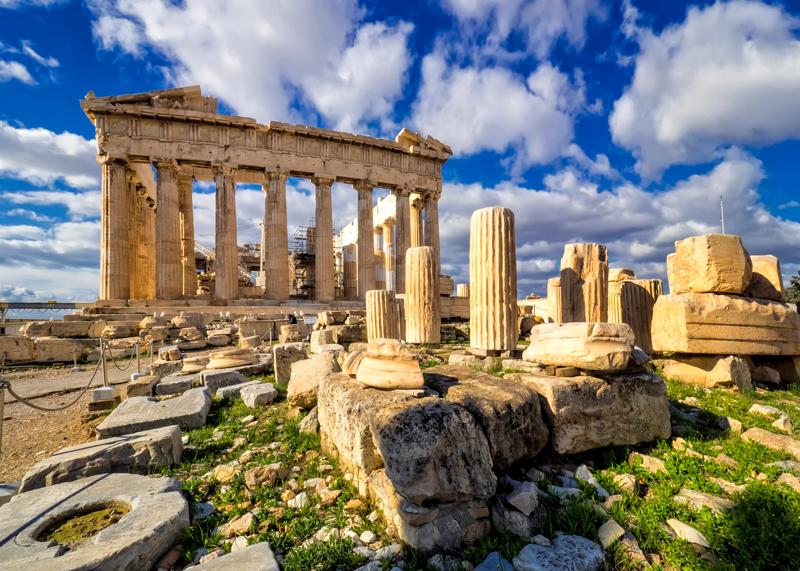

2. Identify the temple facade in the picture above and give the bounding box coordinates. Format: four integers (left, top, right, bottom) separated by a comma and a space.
81, 86, 451, 303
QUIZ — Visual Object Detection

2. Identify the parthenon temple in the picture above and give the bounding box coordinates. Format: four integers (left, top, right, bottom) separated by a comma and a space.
81, 85, 451, 304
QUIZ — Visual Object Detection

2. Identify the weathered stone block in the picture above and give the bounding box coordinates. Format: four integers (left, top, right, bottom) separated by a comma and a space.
273, 342, 309, 384
241, 383, 278, 408
199, 369, 248, 394
371, 397, 496, 503
747, 254, 785, 301
522, 322, 634, 371
0, 474, 188, 571
662, 355, 751, 390
34, 337, 90, 363
155, 374, 195, 395
96, 387, 211, 438
356, 338, 424, 390
652, 292, 800, 355
287, 352, 341, 410
21, 320, 51, 337
510, 372, 671, 454
0, 335, 34, 362
331, 323, 367, 346
310, 329, 335, 353
49, 320, 92, 338
560, 243, 608, 322
19, 425, 182, 492
126, 374, 160, 398
424, 365, 548, 469
667, 233, 752, 294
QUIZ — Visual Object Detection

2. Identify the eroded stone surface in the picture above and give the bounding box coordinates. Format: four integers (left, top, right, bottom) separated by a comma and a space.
20, 426, 182, 492
189, 542, 279, 570
0, 473, 189, 571
241, 383, 278, 408
510, 373, 671, 454
662, 355, 752, 390
287, 352, 340, 409
523, 322, 634, 371
200, 369, 248, 394
272, 342, 308, 384
96, 388, 211, 438
741, 427, 800, 461
356, 338, 424, 390
668, 234, 752, 295
424, 365, 548, 469
513, 535, 604, 571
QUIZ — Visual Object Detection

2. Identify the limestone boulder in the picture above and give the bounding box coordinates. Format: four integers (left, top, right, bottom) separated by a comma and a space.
317, 374, 419, 478
513, 535, 603, 571
652, 292, 800, 355
207, 333, 231, 347
273, 342, 309, 384
155, 374, 195, 395
370, 397, 496, 503
662, 355, 752, 390
510, 372, 671, 454
355, 338, 424, 390
287, 353, 340, 410
424, 365, 548, 469
667, 234, 752, 294
747, 254, 785, 301
159, 345, 181, 361
0, 474, 188, 571
216, 380, 262, 400
126, 374, 160, 398
317, 311, 347, 326
49, 320, 92, 338
19, 425, 182, 492
310, 329, 335, 353
190, 542, 279, 570
241, 383, 278, 408
96, 387, 211, 438
182, 355, 210, 373
0, 335, 34, 362
331, 323, 368, 346
279, 323, 306, 343
34, 337, 90, 363
522, 322, 634, 371
200, 369, 248, 394
146, 325, 171, 342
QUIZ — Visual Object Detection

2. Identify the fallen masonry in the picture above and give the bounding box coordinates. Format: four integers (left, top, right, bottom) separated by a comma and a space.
96, 387, 211, 438
0, 474, 189, 570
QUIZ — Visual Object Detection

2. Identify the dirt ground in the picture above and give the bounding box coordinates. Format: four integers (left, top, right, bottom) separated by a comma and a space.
0, 362, 139, 482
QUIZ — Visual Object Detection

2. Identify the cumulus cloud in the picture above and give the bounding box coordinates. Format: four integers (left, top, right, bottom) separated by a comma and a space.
442, 0, 606, 58
0, 0, 64, 8
611, 0, 800, 179
0, 121, 98, 188
89, 0, 413, 132
437, 149, 800, 294
412, 56, 584, 174
1, 190, 101, 220
0, 60, 34, 83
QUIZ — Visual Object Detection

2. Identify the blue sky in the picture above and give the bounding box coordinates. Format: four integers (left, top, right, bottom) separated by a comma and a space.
1, 0, 800, 301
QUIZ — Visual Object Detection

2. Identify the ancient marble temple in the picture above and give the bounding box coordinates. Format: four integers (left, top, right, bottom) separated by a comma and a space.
81, 86, 451, 303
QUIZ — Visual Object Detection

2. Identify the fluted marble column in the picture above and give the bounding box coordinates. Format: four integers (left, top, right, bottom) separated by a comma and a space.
314, 176, 335, 302
560, 243, 608, 323
214, 165, 238, 301
620, 278, 662, 354
405, 246, 440, 344
456, 283, 470, 298
410, 194, 423, 247
99, 157, 130, 300
126, 172, 140, 298
129, 181, 151, 299
383, 221, 395, 291
392, 187, 411, 294
366, 289, 400, 341
469, 207, 517, 354
264, 172, 290, 299
356, 182, 375, 299
547, 277, 562, 324
424, 190, 441, 276
374, 227, 385, 291
178, 172, 196, 297
155, 160, 182, 299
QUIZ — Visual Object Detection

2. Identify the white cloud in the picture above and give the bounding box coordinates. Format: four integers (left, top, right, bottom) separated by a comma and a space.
0, 121, 98, 188
89, 0, 413, 132
611, 1, 800, 179
442, 0, 606, 57
0, 59, 34, 83
1, 190, 101, 220
437, 149, 800, 295
0, 0, 64, 8
21, 40, 59, 67
412, 55, 582, 174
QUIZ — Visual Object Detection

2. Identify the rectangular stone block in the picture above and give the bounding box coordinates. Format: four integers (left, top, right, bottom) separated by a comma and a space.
199, 369, 248, 394
747, 254, 785, 301
96, 387, 211, 438
651, 292, 800, 355
522, 322, 634, 371
126, 375, 160, 398
154, 375, 195, 395
667, 234, 752, 295
0, 335, 34, 363
49, 320, 92, 338
661, 355, 751, 390
509, 372, 671, 455
33, 337, 91, 363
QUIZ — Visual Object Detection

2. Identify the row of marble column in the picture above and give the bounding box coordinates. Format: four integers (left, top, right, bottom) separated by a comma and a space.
99, 157, 441, 302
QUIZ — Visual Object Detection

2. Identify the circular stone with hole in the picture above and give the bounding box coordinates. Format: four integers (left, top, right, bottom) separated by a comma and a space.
0, 473, 189, 570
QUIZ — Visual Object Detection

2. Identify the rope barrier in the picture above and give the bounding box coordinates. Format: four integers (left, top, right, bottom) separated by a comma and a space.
0, 356, 102, 412
103, 340, 138, 372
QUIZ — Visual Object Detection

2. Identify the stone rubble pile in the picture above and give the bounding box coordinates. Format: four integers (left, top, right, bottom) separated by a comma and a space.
653, 234, 800, 389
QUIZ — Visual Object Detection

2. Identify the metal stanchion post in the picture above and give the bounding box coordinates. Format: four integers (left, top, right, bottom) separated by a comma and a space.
100, 340, 109, 387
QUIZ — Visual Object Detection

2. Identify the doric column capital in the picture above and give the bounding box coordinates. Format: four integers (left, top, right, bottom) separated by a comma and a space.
391, 186, 410, 198
211, 162, 237, 177
313, 175, 335, 187
97, 154, 128, 167
354, 180, 374, 194
265, 170, 287, 185
177, 170, 194, 185
153, 158, 179, 172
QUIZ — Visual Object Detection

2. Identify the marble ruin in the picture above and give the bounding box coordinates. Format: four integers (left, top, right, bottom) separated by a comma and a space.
81, 85, 450, 303
404, 246, 441, 344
